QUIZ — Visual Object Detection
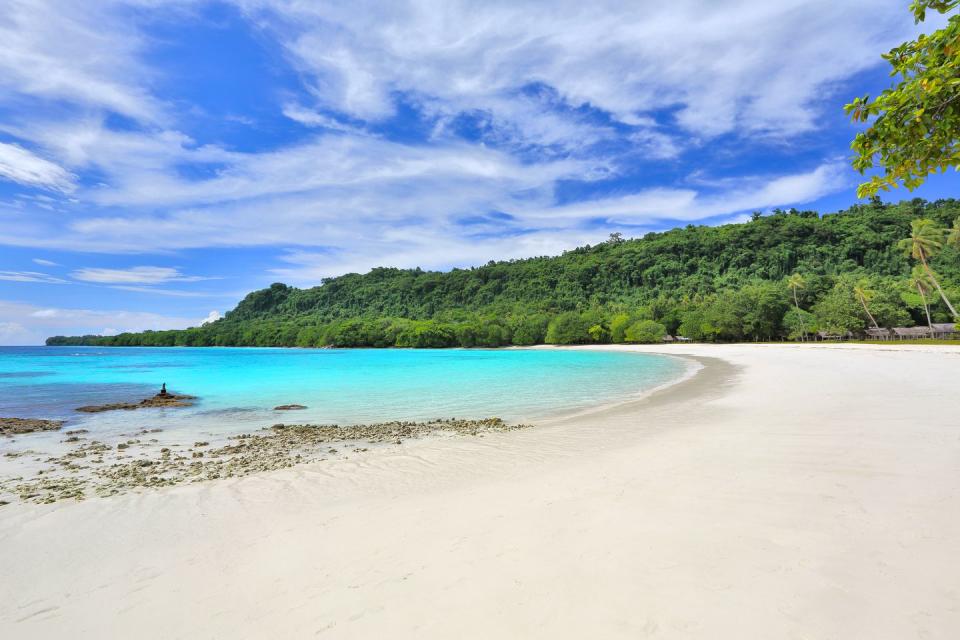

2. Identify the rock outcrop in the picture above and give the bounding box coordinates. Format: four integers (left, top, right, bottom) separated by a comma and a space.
76, 390, 196, 413
0, 418, 65, 436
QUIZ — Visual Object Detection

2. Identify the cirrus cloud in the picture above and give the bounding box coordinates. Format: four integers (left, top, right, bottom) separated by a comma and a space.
0, 142, 76, 192
70, 266, 211, 285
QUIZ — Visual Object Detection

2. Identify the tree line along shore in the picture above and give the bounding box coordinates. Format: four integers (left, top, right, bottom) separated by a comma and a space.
47, 199, 960, 348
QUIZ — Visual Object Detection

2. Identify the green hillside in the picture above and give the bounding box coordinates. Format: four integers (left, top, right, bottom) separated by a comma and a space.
47, 198, 960, 347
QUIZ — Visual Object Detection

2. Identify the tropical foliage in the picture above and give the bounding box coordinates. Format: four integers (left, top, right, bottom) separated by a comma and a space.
47, 199, 960, 348
846, 1, 960, 197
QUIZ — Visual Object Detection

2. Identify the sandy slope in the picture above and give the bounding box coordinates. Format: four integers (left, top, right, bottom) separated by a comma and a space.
1, 344, 959, 639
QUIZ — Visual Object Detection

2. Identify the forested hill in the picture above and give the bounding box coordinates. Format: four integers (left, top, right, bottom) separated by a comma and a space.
48, 198, 960, 347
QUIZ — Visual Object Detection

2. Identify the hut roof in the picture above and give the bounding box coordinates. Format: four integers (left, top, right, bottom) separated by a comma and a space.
893, 327, 931, 337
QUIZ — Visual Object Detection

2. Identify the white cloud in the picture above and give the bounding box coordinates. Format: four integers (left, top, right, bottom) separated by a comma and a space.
0, 150, 849, 280
239, 0, 917, 139
282, 103, 367, 134
520, 161, 851, 224
32, 258, 59, 266
0, 142, 76, 192
0, 0, 165, 123
201, 310, 221, 325
0, 270, 69, 284
0, 299, 205, 345
0, 0, 927, 301
70, 266, 208, 284
260, 160, 849, 282
0, 321, 38, 345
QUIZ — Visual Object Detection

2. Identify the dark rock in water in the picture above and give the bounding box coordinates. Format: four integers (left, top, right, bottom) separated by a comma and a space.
0, 418, 65, 436
76, 391, 197, 413
274, 404, 307, 411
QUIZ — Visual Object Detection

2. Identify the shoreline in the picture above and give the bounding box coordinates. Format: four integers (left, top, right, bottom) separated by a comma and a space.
0, 348, 694, 506
525, 348, 709, 426
2, 343, 959, 638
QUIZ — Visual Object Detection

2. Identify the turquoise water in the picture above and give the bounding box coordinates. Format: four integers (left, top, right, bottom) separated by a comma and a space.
0, 346, 687, 441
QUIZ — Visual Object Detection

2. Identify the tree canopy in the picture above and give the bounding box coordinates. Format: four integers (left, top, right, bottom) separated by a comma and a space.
846, 1, 960, 197
46, 199, 960, 348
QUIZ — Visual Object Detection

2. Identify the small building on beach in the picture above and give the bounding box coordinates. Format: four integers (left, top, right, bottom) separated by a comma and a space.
931, 323, 956, 339
816, 330, 853, 341
893, 326, 932, 339
864, 324, 957, 341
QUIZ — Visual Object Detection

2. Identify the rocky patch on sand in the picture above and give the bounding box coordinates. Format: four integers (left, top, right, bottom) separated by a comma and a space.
0, 418, 65, 437
0, 417, 531, 505
273, 404, 307, 410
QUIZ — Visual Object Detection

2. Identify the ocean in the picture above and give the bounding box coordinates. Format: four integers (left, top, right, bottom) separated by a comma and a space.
0, 346, 688, 445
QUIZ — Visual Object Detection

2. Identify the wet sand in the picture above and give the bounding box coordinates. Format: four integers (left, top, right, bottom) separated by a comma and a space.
1, 343, 958, 638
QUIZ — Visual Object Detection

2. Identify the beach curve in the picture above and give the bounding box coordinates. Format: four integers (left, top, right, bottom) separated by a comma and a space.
1, 343, 959, 639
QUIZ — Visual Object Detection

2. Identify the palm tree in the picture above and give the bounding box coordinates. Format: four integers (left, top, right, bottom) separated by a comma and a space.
897, 219, 959, 319
949, 216, 960, 247
908, 266, 934, 330
786, 273, 807, 341
853, 279, 880, 330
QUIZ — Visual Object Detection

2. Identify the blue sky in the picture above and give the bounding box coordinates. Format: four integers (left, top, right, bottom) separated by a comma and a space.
1, 0, 958, 344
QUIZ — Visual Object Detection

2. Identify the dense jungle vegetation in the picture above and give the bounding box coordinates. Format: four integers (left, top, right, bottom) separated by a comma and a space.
47, 198, 960, 348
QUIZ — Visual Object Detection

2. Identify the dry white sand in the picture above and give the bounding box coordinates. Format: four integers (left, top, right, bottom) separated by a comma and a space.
2, 343, 959, 639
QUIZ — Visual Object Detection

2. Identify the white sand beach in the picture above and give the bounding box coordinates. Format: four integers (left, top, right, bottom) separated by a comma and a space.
1, 343, 959, 639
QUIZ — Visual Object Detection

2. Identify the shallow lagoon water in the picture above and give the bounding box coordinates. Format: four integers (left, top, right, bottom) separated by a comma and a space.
0, 346, 687, 445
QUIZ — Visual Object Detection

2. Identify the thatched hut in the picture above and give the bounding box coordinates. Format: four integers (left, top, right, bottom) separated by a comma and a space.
931, 323, 956, 339
865, 328, 893, 341
892, 326, 932, 340
816, 330, 852, 341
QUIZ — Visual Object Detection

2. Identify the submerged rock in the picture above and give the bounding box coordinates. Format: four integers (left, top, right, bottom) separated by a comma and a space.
0, 418, 65, 437
274, 404, 307, 411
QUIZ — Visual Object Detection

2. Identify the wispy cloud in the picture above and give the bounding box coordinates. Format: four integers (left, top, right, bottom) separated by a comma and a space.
0, 0, 164, 123
0, 142, 76, 192
32, 258, 59, 267
282, 103, 367, 134
519, 161, 851, 224
242, 0, 916, 138
0, 1, 914, 260
70, 266, 212, 285
0, 270, 69, 284
261, 160, 850, 282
